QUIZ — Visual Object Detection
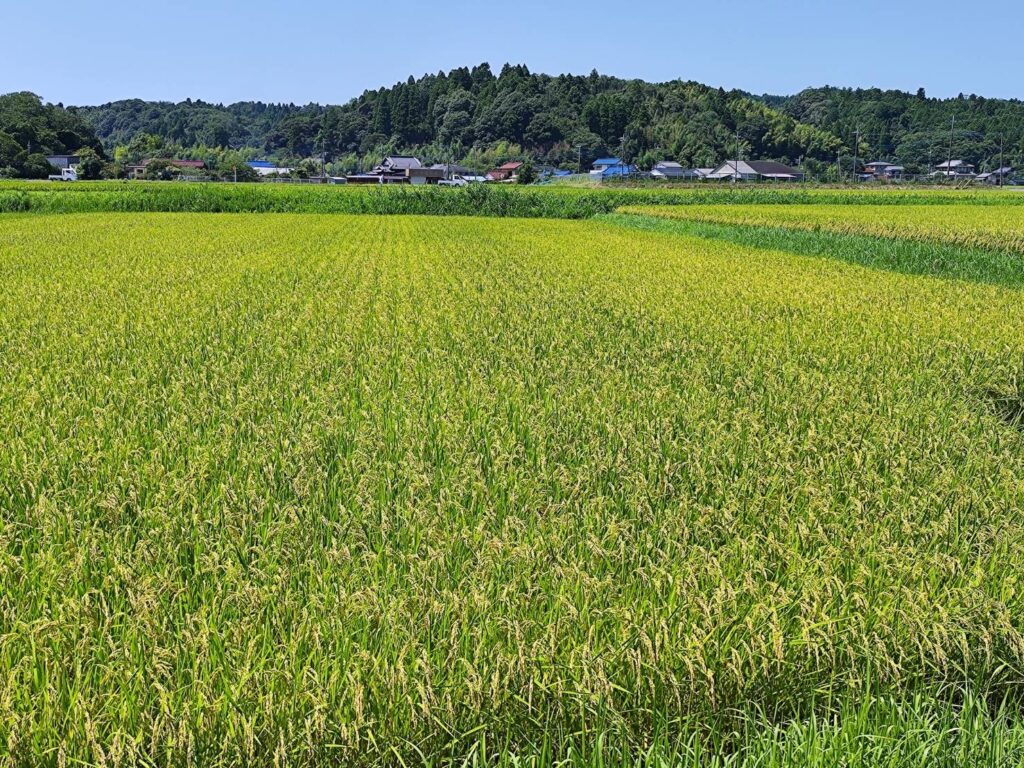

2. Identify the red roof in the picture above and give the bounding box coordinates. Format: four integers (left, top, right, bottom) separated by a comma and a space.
498, 161, 524, 170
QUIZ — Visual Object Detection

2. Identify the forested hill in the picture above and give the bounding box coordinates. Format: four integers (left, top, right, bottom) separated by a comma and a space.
74, 64, 846, 170
4, 65, 1024, 179
768, 87, 1024, 171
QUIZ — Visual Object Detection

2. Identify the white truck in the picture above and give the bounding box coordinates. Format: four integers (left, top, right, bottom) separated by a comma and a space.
47, 167, 78, 181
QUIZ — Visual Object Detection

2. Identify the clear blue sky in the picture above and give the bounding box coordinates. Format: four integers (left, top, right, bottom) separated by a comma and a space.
4, 0, 1021, 105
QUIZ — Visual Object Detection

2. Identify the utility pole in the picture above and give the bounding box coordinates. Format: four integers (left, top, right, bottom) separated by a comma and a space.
852, 126, 860, 183
946, 114, 956, 180
734, 125, 741, 183
999, 134, 1005, 186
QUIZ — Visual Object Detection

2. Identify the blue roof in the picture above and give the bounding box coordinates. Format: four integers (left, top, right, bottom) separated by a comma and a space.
600, 164, 637, 177
247, 160, 275, 168
553, 169, 573, 176
593, 157, 622, 166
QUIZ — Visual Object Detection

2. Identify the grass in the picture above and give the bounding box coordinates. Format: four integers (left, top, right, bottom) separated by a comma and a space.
1, 180, 1024, 219
3, 211, 1024, 765
604, 212, 1024, 288
619, 203, 1024, 255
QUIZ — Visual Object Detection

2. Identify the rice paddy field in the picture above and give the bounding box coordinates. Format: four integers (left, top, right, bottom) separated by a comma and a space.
3, 185, 1024, 766
620, 203, 1024, 256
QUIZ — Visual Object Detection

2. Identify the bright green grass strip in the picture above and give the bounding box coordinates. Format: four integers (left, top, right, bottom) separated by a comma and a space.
438, 689, 1024, 767
604, 212, 1024, 289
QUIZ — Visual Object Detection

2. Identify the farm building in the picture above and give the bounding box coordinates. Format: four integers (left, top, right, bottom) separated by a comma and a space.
976, 167, 1013, 185
125, 159, 206, 179
247, 160, 294, 176
537, 167, 574, 180
45, 154, 80, 170
486, 161, 524, 182
707, 160, 804, 181
650, 161, 703, 180
407, 168, 445, 185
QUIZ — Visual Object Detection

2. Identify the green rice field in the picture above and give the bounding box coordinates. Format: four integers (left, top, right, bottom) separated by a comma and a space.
3, 188, 1024, 766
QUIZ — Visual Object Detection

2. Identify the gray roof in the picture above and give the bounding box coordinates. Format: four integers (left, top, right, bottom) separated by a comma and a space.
746, 160, 802, 176
652, 164, 693, 177
708, 160, 803, 179
382, 156, 422, 170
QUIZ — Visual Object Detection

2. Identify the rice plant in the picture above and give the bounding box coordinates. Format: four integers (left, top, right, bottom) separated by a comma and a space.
621, 203, 1024, 255
3, 211, 1024, 765
2, 181, 1024, 220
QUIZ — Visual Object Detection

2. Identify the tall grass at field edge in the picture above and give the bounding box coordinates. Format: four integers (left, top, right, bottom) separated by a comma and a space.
2, 181, 1024, 219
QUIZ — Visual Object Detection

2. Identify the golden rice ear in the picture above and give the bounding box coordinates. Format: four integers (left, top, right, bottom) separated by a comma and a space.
3, 188, 1024, 766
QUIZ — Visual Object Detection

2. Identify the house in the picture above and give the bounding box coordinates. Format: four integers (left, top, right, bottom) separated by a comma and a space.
486, 161, 524, 182
588, 157, 638, 180
862, 161, 889, 176
348, 155, 424, 183
379, 155, 422, 173
46, 154, 80, 170
932, 160, 975, 178
125, 158, 206, 179
976, 167, 1013, 185
591, 157, 623, 172
346, 156, 439, 184
706, 160, 804, 181
247, 160, 294, 177
650, 161, 703, 180
863, 161, 891, 178
861, 161, 904, 180
650, 161, 684, 179
589, 157, 639, 179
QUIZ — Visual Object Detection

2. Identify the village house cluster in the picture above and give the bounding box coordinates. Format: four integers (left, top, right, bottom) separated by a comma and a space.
43, 151, 1016, 185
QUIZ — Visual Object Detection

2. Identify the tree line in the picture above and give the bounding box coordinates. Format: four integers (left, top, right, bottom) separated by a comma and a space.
3, 65, 1023, 180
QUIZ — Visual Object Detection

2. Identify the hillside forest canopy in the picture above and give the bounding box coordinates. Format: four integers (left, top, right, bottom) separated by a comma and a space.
3, 64, 1023, 179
